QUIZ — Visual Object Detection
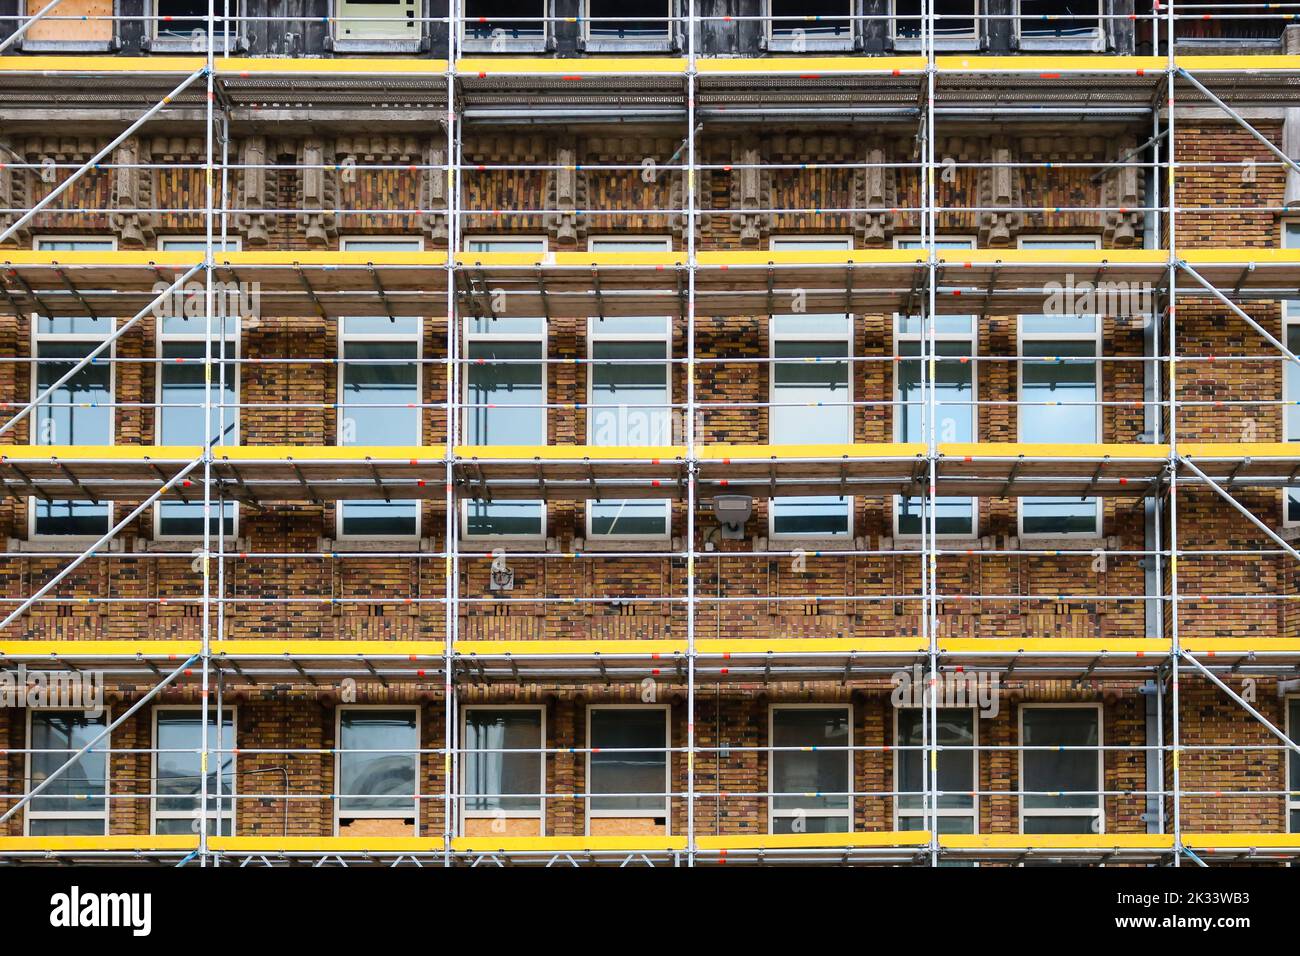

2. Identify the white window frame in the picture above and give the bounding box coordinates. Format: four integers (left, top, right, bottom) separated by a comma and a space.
30, 236, 117, 541
585, 703, 671, 834
892, 705, 978, 834
460, 0, 549, 53
765, 0, 856, 52
586, 236, 673, 541
1288, 695, 1300, 834
461, 236, 550, 542
890, 0, 978, 49
768, 236, 855, 540
335, 237, 425, 541
768, 703, 853, 835
148, 0, 241, 49
333, 0, 422, 47
583, 0, 676, 52
1014, 0, 1104, 51
1016, 235, 1103, 539
1282, 221, 1300, 527
24, 707, 110, 836
154, 236, 241, 541
150, 704, 237, 837
334, 704, 422, 835
892, 235, 977, 539
1018, 702, 1104, 835
460, 704, 547, 834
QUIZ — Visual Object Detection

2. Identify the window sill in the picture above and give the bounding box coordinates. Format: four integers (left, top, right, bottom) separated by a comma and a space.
765, 37, 856, 53
582, 38, 676, 54
1017, 36, 1104, 52
319, 537, 437, 552
572, 537, 680, 553
893, 37, 978, 52
332, 38, 424, 54
755, 536, 858, 551
9, 537, 122, 553
18, 40, 113, 52
460, 38, 548, 54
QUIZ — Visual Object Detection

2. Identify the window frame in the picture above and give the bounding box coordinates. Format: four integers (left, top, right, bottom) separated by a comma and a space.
460, 704, 547, 834
148, 0, 241, 50
1017, 702, 1105, 835
768, 703, 854, 835
332, 0, 423, 49
765, 0, 856, 52
584, 703, 671, 833
150, 704, 237, 837
333, 704, 422, 835
153, 235, 241, 541
1016, 234, 1103, 540
18, 0, 116, 52
892, 234, 978, 540
460, 236, 550, 542
892, 705, 979, 834
1282, 220, 1300, 527
1014, 0, 1105, 51
24, 707, 111, 836
585, 235, 673, 541
768, 235, 856, 541
890, 0, 979, 49
335, 236, 425, 542
460, 0, 549, 54
30, 235, 118, 542
582, 0, 677, 52
1288, 696, 1300, 834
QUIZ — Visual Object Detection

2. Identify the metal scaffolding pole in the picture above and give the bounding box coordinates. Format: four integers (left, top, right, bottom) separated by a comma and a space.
686, 0, 698, 868
444, 0, 460, 868
1166, 0, 1183, 867
923, 0, 940, 868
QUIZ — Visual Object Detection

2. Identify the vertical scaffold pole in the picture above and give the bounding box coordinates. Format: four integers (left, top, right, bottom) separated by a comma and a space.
685, 0, 698, 868
923, 0, 940, 867
444, 0, 460, 868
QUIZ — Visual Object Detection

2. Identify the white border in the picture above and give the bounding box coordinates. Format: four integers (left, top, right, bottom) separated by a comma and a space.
24, 707, 110, 836
585, 703, 671, 833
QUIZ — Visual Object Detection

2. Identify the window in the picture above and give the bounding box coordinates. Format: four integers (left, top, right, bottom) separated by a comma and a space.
336, 708, 420, 834
895, 237, 976, 538
20, 0, 112, 49
588, 237, 672, 539
152, 0, 237, 44
336, 0, 419, 42
893, 0, 976, 44
337, 238, 423, 539
156, 237, 239, 539
463, 238, 548, 539
26, 710, 108, 836
1283, 222, 1300, 525
586, 0, 672, 46
1289, 698, 1300, 834
1017, 0, 1102, 47
895, 708, 976, 834
1018, 237, 1102, 537
770, 237, 854, 538
153, 708, 235, 836
768, 0, 852, 50
32, 238, 115, 538
1020, 705, 1103, 834
462, 0, 547, 51
770, 706, 851, 834
586, 706, 669, 832
462, 707, 545, 834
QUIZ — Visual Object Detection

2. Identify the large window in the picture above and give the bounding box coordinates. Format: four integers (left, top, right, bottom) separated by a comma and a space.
26, 710, 108, 836
32, 238, 115, 538
895, 708, 976, 834
335, 0, 419, 42
770, 237, 854, 538
338, 238, 423, 539
156, 237, 238, 539
1289, 698, 1300, 834
586, 0, 672, 46
1283, 222, 1300, 525
892, 0, 977, 44
586, 706, 669, 832
895, 237, 977, 537
768, 0, 852, 48
770, 706, 851, 834
588, 237, 672, 539
1017, 0, 1102, 46
153, 708, 235, 836
463, 238, 548, 539
462, 0, 547, 50
1020, 705, 1103, 834
462, 707, 545, 834
336, 708, 420, 834
152, 0, 237, 44
1018, 237, 1102, 537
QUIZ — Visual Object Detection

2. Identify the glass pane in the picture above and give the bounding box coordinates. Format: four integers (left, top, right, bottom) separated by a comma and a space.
897, 709, 975, 810
771, 496, 850, 536
1022, 497, 1098, 536
589, 709, 667, 814
464, 709, 543, 814
1290, 701, 1300, 796
28, 818, 108, 836
770, 0, 850, 38
771, 814, 850, 834
466, 341, 544, 445
338, 710, 418, 814
894, 0, 975, 38
1289, 488, 1300, 524
465, 501, 544, 537
155, 710, 234, 815
158, 501, 236, 537
36, 341, 111, 445
37, 317, 113, 336
772, 708, 850, 813
1021, 339, 1097, 442
34, 500, 109, 537
897, 497, 974, 536
1023, 708, 1100, 810
160, 340, 237, 446
341, 316, 421, 337
1288, 324, 1300, 440
155, 0, 233, 39
38, 240, 115, 252
590, 340, 669, 446
30, 712, 107, 816
464, 0, 546, 39
155, 816, 232, 836
341, 341, 420, 446
340, 500, 418, 537
772, 340, 850, 444
589, 500, 668, 537
588, 0, 669, 37
897, 340, 973, 443
1023, 815, 1099, 834
896, 315, 975, 336
1019, 0, 1099, 38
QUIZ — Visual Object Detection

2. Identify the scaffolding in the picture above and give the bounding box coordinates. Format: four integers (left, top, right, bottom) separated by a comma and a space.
0, 1, 1297, 866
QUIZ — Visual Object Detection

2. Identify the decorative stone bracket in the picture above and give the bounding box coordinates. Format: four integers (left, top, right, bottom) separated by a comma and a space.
110, 137, 155, 249
300, 137, 338, 248
978, 137, 1024, 248
729, 136, 770, 246
854, 145, 897, 247
545, 139, 586, 247
234, 136, 275, 246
